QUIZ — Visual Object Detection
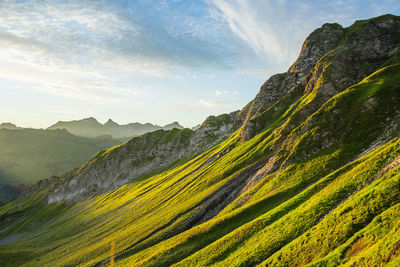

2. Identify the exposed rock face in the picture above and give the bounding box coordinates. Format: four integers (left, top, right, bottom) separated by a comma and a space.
48, 111, 239, 203
189, 111, 239, 150
240, 15, 400, 140
239, 23, 346, 125
48, 129, 193, 203
236, 14, 400, 196
296, 15, 400, 123
48, 14, 400, 204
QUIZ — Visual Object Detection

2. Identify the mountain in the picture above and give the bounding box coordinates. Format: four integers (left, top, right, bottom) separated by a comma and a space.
47, 112, 237, 202
0, 128, 121, 187
104, 119, 183, 137
1, 14, 400, 267
48, 117, 184, 139
162, 121, 184, 130
0, 123, 18, 130
47, 117, 116, 139
0, 184, 22, 202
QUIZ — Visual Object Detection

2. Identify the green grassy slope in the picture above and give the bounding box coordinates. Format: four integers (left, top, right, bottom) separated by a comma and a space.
1, 15, 400, 267
0, 62, 399, 266
0, 128, 117, 185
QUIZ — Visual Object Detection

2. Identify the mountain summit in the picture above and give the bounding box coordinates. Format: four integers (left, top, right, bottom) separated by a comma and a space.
1, 14, 400, 267
0, 122, 18, 129
47, 118, 184, 139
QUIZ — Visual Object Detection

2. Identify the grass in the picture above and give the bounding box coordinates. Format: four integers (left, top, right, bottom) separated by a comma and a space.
0, 128, 120, 186
1, 15, 400, 267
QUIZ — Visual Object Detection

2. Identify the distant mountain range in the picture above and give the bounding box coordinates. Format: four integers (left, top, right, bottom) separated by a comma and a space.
0, 184, 26, 202
0, 128, 121, 187
0, 118, 184, 200
47, 117, 183, 138
2, 14, 400, 267
0, 122, 18, 130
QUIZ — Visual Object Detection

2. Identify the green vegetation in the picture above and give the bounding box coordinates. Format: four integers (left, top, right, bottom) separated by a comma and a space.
47, 117, 184, 139
1, 14, 400, 267
0, 61, 398, 266
0, 128, 118, 185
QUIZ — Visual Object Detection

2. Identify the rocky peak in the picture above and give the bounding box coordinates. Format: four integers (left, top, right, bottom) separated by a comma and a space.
163, 121, 184, 130
104, 119, 119, 128
240, 14, 400, 141
82, 117, 100, 124
47, 111, 239, 203
288, 23, 345, 76
46, 14, 400, 203
238, 22, 346, 125
189, 110, 239, 150
303, 14, 400, 97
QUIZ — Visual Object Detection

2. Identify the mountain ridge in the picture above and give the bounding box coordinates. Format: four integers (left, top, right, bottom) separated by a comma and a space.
1, 14, 400, 267
47, 117, 184, 139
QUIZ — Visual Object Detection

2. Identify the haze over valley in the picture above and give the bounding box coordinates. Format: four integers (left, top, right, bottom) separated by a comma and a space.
1, 1, 400, 266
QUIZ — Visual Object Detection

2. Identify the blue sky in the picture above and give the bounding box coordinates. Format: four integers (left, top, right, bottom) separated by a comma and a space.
1, 0, 399, 128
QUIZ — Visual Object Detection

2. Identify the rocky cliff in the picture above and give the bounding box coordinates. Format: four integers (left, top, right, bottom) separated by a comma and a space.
2, 14, 400, 267
240, 14, 400, 140
48, 110, 239, 202
47, 14, 400, 204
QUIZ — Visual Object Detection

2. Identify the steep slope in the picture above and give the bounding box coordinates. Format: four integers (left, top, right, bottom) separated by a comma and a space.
104, 119, 183, 138
0, 184, 22, 202
0, 123, 18, 130
48, 117, 184, 139
162, 122, 184, 130
47, 117, 118, 139
1, 14, 400, 267
48, 111, 239, 202
103, 119, 158, 137
0, 128, 119, 186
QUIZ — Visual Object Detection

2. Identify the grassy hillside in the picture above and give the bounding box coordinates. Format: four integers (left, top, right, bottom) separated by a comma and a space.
0, 128, 118, 186
0, 62, 399, 266
1, 14, 400, 267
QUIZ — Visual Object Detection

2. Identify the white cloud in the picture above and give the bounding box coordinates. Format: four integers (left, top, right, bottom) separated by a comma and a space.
208, 0, 400, 77
215, 90, 238, 96
1, 0, 399, 128
0, 0, 237, 103
209, 0, 290, 64
0, 56, 142, 104
198, 99, 233, 109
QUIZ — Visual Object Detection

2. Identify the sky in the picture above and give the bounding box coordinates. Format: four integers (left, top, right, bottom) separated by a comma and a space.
1, 0, 399, 128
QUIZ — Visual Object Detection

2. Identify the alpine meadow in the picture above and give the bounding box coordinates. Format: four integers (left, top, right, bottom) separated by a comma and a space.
1, 2, 400, 267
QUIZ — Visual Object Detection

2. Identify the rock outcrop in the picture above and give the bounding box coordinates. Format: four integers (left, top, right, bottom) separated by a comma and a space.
48, 111, 239, 203
48, 14, 400, 204
240, 14, 400, 140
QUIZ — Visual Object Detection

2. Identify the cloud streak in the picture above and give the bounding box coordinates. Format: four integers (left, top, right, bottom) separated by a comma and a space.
0, 0, 399, 127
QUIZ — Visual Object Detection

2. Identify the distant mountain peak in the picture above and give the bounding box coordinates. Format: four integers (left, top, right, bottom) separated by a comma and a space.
0, 122, 18, 129
47, 117, 184, 138
104, 119, 119, 127
82, 117, 100, 124
163, 121, 184, 129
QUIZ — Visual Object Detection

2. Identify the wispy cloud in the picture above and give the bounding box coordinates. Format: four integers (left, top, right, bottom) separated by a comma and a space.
0, 0, 237, 102
208, 0, 400, 74
215, 90, 238, 96
209, 0, 286, 62
1, 0, 399, 128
